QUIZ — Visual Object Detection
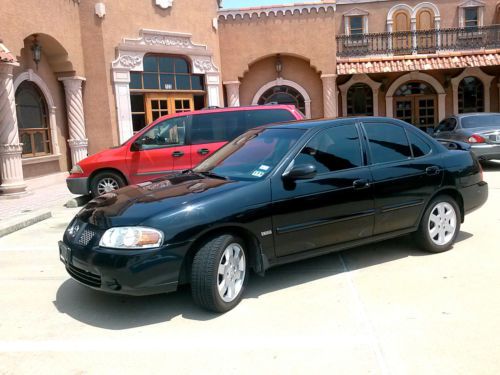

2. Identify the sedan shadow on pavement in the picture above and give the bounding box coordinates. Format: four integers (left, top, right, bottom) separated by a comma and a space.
481, 160, 500, 172
53, 232, 472, 330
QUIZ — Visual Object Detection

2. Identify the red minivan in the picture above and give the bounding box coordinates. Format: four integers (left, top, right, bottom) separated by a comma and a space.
67, 105, 304, 196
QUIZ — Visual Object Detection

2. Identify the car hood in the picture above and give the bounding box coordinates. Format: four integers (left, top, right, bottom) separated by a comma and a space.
75, 173, 252, 228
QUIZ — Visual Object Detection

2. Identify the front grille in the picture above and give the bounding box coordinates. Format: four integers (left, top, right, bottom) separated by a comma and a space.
78, 229, 95, 246
67, 263, 101, 288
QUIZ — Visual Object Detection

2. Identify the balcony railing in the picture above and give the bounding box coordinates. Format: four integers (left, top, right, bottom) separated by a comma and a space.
337, 25, 500, 58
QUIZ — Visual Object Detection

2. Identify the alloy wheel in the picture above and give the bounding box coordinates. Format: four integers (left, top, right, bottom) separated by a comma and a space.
97, 178, 120, 195
428, 202, 457, 246
217, 243, 246, 303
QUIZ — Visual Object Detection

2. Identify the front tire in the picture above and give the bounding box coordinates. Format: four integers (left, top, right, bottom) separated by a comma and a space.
90, 171, 126, 197
415, 195, 460, 253
191, 234, 248, 313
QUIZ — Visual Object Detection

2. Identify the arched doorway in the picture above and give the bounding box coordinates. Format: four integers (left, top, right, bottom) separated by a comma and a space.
458, 77, 484, 113
257, 85, 305, 114
347, 83, 374, 116
394, 81, 437, 131
15, 81, 52, 157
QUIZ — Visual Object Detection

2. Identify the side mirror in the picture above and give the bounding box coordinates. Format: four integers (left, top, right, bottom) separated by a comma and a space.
130, 140, 142, 152
283, 164, 317, 180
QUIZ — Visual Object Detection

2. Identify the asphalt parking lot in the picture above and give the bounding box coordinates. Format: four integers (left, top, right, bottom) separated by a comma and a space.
1, 162, 500, 375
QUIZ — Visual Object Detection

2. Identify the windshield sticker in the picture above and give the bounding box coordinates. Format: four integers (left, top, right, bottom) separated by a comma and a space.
258, 165, 270, 171
251, 170, 265, 178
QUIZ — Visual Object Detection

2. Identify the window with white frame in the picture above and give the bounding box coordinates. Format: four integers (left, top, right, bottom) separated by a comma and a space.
458, 1, 484, 29
344, 9, 369, 37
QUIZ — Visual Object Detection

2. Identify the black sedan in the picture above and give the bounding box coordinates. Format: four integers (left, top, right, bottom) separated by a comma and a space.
434, 113, 500, 161
59, 117, 488, 312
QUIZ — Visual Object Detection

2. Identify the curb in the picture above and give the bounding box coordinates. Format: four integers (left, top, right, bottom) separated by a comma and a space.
0, 210, 52, 238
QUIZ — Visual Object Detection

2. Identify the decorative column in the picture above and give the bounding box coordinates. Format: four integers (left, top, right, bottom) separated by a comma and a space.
321, 74, 338, 118
224, 81, 241, 107
0, 63, 27, 195
59, 77, 88, 167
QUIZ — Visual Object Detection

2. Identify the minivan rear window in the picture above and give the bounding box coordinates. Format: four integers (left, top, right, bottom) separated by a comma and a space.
190, 109, 295, 145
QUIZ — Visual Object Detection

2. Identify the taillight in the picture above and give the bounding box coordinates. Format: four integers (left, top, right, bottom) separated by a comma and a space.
467, 134, 486, 143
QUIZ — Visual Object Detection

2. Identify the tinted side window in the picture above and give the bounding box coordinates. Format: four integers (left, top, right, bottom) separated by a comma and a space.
190, 112, 245, 144
408, 131, 432, 158
245, 109, 295, 128
364, 122, 411, 164
138, 116, 188, 149
436, 118, 456, 132
294, 125, 363, 174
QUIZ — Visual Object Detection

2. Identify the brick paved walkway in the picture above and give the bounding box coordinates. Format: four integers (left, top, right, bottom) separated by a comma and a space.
0, 182, 77, 221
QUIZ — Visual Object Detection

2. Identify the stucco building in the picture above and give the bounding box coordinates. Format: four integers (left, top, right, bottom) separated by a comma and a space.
1, 0, 499, 196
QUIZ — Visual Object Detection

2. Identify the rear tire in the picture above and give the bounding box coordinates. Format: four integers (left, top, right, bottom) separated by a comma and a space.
90, 171, 126, 197
191, 234, 248, 313
414, 195, 460, 253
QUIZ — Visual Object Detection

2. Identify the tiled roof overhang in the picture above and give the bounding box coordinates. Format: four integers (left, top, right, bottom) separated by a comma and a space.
337, 50, 500, 75
0, 40, 16, 63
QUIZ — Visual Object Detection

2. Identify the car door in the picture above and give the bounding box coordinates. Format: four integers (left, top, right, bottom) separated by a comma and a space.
361, 120, 443, 235
128, 116, 191, 184
189, 112, 238, 167
271, 123, 375, 257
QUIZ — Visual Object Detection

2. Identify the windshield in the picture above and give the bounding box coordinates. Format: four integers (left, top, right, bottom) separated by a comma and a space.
193, 128, 305, 181
462, 115, 500, 129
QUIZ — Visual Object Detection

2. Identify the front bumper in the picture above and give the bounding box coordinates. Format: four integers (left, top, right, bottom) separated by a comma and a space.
470, 144, 500, 161
59, 239, 190, 296
66, 177, 90, 195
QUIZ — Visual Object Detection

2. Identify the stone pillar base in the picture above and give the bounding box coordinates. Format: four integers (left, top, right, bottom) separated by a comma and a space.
0, 144, 27, 195
68, 139, 89, 167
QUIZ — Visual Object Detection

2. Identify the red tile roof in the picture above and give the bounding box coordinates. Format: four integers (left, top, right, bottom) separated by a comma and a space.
0, 40, 16, 63
337, 50, 500, 75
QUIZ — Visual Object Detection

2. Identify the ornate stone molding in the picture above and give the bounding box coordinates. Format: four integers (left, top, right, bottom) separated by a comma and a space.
59, 77, 88, 166
343, 8, 369, 17
218, 3, 336, 20
155, 0, 173, 9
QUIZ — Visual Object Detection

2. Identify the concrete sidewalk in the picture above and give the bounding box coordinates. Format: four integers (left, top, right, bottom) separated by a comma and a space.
0, 172, 80, 237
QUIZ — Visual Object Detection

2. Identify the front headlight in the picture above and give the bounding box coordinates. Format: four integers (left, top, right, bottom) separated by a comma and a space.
99, 227, 164, 249
70, 164, 84, 174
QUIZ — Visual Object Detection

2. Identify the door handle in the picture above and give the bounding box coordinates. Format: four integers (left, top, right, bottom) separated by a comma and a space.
353, 179, 371, 189
172, 151, 184, 157
425, 166, 440, 176
197, 148, 210, 155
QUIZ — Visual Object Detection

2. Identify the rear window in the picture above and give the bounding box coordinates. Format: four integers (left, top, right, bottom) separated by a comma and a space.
462, 115, 500, 129
190, 109, 295, 145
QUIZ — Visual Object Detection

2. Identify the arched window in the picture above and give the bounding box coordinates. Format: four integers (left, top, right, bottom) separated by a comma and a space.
394, 81, 436, 96
347, 83, 373, 116
129, 55, 204, 91
15, 81, 51, 157
458, 77, 484, 113
257, 85, 306, 114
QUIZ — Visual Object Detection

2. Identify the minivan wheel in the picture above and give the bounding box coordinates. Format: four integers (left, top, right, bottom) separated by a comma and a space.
90, 171, 126, 197
191, 234, 248, 313
415, 195, 460, 253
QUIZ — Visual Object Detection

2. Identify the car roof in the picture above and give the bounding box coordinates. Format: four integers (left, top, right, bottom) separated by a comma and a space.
454, 112, 500, 118
265, 116, 405, 130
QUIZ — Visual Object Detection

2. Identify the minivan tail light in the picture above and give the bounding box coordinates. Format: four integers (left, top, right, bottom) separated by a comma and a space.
467, 134, 486, 143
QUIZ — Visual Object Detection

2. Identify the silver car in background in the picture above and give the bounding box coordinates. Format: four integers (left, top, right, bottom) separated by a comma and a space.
434, 113, 500, 161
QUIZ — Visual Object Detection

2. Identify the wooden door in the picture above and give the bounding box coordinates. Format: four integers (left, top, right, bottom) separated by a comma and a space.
416, 95, 436, 131
394, 98, 413, 124
145, 93, 194, 124
417, 9, 436, 53
393, 11, 411, 54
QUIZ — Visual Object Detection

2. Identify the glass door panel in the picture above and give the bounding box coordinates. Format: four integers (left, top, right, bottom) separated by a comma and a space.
395, 99, 413, 124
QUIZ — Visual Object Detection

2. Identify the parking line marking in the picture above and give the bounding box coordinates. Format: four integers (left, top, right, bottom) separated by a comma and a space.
338, 252, 390, 375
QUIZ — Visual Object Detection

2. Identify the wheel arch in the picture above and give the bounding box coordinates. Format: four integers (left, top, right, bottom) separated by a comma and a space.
178, 225, 267, 284
427, 187, 465, 223
88, 168, 130, 187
